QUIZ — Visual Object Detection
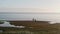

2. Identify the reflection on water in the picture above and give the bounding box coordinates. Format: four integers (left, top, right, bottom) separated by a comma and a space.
0, 21, 15, 27
0, 21, 25, 28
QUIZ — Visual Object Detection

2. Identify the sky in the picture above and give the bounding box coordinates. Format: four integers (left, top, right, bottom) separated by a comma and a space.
0, 0, 60, 12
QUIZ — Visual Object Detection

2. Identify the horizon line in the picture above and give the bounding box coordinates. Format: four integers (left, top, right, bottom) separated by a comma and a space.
0, 12, 60, 14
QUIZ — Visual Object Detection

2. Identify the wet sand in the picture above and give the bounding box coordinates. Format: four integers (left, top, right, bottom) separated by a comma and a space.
8, 21, 49, 26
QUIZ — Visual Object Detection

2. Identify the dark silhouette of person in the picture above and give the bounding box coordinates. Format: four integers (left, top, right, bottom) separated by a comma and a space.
32, 18, 36, 22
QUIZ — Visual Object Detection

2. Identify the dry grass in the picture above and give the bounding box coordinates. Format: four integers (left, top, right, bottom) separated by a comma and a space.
0, 21, 60, 34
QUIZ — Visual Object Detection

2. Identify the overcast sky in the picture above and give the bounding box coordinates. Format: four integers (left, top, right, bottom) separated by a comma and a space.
0, 0, 60, 12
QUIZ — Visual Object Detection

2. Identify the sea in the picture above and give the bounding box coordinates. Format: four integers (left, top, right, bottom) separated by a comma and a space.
0, 10, 60, 23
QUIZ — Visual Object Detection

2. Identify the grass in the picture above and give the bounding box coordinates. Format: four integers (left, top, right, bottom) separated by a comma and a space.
0, 23, 60, 34
0, 21, 60, 34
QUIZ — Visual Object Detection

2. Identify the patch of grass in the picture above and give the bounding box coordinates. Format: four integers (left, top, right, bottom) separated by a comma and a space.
0, 23, 59, 34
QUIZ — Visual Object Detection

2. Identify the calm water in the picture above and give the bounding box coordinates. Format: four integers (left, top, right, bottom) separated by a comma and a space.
0, 12, 60, 22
